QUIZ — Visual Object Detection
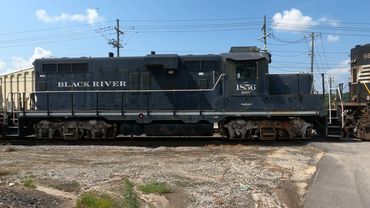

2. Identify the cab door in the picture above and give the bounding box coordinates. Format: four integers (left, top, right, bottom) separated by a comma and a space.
226, 60, 258, 96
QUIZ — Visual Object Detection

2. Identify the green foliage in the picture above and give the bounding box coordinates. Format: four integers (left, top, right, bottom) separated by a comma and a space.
22, 178, 36, 189
139, 182, 173, 194
76, 192, 113, 208
122, 179, 140, 208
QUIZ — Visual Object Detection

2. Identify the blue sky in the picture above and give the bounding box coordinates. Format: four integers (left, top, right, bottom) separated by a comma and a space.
1, 0, 370, 87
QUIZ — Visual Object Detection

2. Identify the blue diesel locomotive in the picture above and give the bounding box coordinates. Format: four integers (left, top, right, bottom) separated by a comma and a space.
4, 46, 326, 140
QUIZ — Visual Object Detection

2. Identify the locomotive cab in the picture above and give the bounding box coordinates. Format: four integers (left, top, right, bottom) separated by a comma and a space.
349, 44, 370, 102
222, 46, 269, 96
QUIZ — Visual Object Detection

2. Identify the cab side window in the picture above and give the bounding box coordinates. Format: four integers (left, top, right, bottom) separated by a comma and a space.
236, 62, 257, 80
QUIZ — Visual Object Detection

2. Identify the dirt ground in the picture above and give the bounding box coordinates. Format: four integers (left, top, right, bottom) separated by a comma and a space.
0, 141, 323, 208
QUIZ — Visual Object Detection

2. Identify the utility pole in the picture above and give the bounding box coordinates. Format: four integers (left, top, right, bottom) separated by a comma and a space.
310, 32, 315, 74
258, 15, 270, 51
263, 15, 268, 51
109, 19, 124, 57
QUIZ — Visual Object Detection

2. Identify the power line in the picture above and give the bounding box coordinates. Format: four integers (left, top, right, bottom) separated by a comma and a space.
319, 33, 330, 71
0, 27, 113, 44
269, 33, 305, 44
272, 62, 348, 66
314, 34, 326, 73
273, 22, 370, 31
122, 22, 261, 29
0, 21, 115, 36
133, 27, 262, 33
0, 34, 101, 49
270, 50, 348, 54
117, 17, 264, 22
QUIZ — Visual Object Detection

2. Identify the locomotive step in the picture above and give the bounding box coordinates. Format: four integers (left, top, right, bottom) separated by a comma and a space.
327, 134, 342, 138
6, 134, 19, 137
6, 126, 19, 136
327, 125, 341, 128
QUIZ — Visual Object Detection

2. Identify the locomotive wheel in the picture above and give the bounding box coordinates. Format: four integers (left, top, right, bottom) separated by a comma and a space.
242, 129, 252, 140
51, 129, 63, 140
223, 119, 248, 139
83, 129, 92, 139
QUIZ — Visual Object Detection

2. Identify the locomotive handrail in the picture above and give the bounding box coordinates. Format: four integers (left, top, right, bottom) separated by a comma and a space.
337, 87, 345, 128
363, 82, 370, 95
5, 92, 22, 112
31, 74, 227, 94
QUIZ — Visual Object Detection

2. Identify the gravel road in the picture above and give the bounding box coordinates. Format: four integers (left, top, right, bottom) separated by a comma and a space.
0, 142, 322, 208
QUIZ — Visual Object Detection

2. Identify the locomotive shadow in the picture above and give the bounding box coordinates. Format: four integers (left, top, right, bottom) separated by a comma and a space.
0, 136, 360, 148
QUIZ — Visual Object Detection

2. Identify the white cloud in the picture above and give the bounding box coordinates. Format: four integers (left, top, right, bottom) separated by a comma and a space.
12, 47, 52, 69
272, 8, 317, 31
0, 59, 6, 70
272, 9, 341, 33
0, 47, 52, 75
36, 8, 103, 25
327, 34, 340, 43
318, 17, 340, 27
313, 59, 349, 93
327, 59, 350, 85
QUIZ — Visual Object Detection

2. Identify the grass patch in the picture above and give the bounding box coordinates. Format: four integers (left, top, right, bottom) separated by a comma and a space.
76, 192, 114, 208
139, 182, 173, 194
122, 179, 140, 208
50, 180, 80, 193
22, 178, 36, 189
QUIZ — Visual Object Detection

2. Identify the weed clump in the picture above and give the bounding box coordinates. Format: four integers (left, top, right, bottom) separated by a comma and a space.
122, 179, 140, 208
139, 181, 173, 194
22, 178, 36, 189
76, 192, 114, 208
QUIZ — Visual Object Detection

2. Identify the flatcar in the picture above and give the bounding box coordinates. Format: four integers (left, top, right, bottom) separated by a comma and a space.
0, 46, 326, 140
